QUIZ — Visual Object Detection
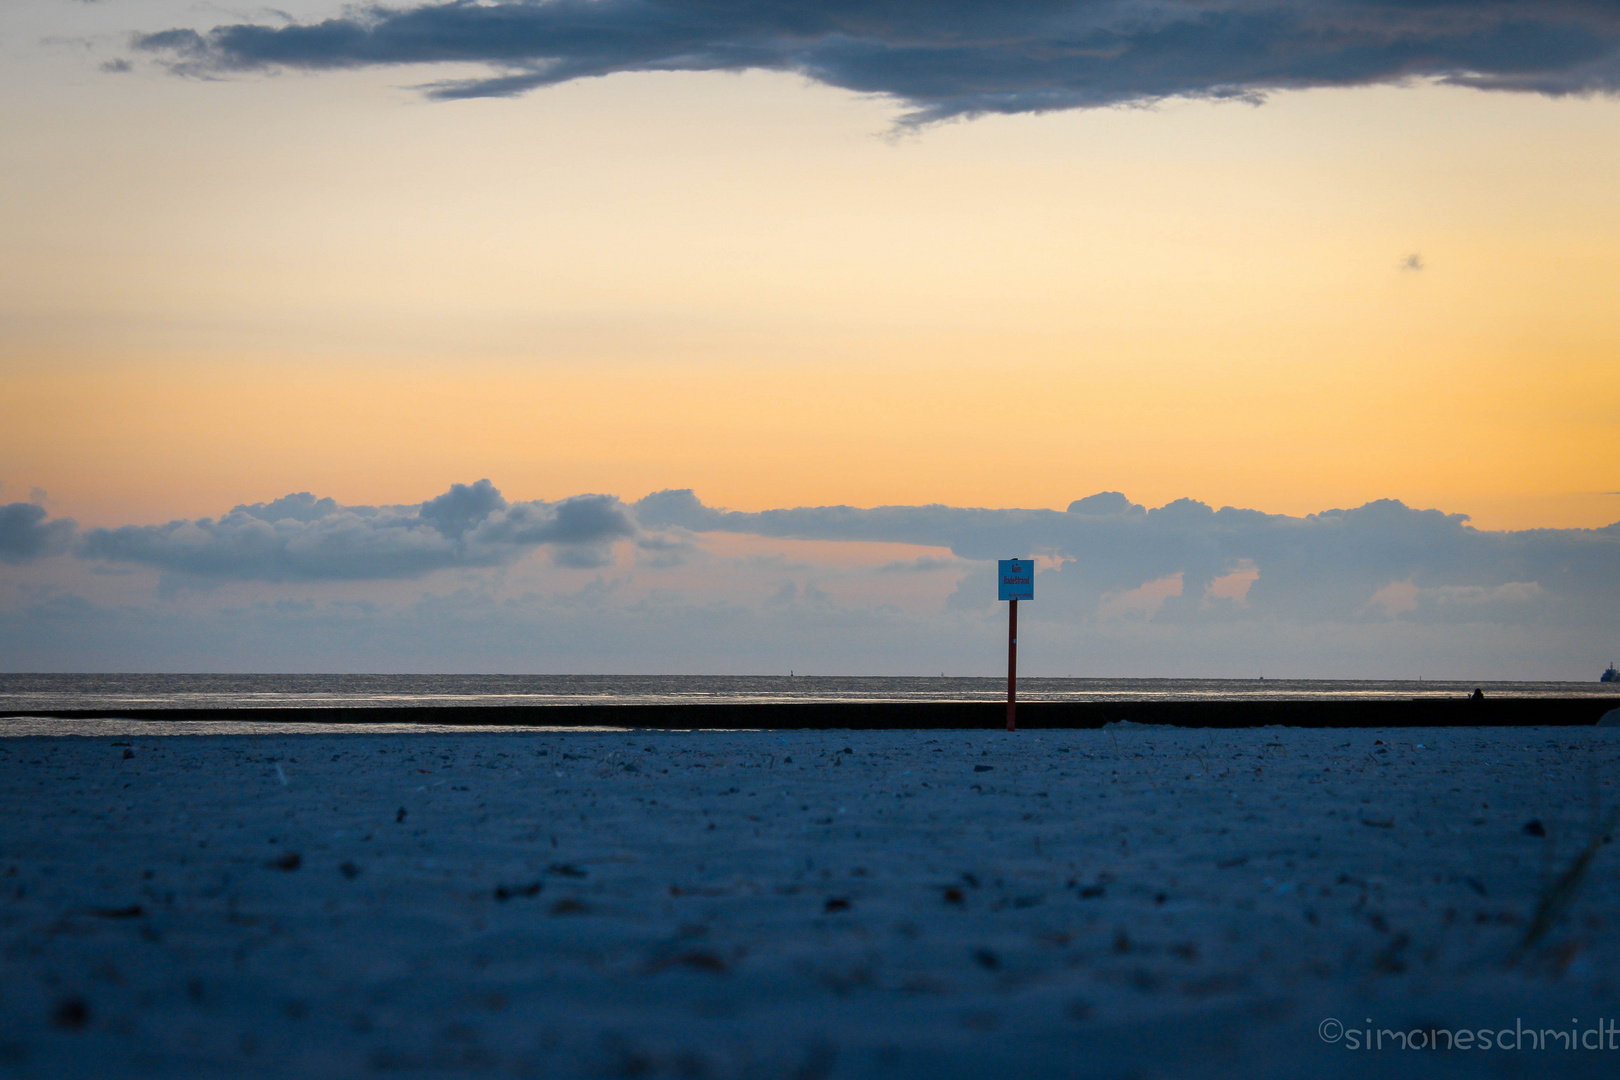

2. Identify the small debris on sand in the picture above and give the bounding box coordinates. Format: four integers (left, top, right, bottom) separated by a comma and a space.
648, 950, 728, 975
494, 882, 541, 901
50, 997, 89, 1030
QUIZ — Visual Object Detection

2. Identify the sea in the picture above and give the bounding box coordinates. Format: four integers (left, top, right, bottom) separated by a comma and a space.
3, 673, 1615, 736
3, 673, 1617, 713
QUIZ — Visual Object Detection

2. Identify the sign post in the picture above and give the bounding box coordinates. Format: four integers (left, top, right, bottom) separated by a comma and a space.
997, 559, 1033, 732
1007, 596, 1018, 731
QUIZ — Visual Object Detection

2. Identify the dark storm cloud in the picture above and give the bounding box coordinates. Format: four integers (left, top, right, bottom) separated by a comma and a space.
79, 481, 636, 581
132, 1, 1620, 122
0, 503, 77, 564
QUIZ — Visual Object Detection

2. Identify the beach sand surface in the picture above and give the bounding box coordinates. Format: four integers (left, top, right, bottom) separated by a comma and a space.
2, 723, 1617, 1078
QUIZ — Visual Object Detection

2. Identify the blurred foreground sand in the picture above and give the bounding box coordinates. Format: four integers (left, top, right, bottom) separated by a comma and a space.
2, 723, 1618, 1078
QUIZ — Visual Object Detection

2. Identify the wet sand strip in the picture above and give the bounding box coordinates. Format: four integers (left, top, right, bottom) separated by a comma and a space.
9, 696, 1614, 728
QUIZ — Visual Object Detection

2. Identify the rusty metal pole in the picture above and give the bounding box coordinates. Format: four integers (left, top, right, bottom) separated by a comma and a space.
1006, 597, 1017, 732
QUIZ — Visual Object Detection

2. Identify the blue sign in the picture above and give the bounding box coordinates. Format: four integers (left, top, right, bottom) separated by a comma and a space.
998, 558, 1034, 601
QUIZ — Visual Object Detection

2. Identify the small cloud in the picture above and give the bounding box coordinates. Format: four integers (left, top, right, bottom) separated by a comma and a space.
1, 502, 78, 564
635, 531, 701, 568
1422, 582, 1542, 606
550, 543, 619, 570
1401, 253, 1424, 272
1364, 581, 1418, 617
1067, 491, 1143, 516
877, 555, 959, 574
234, 491, 340, 524
100, 59, 133, 74
1098, 572, 1184, 620
1204, 560, 1259, 606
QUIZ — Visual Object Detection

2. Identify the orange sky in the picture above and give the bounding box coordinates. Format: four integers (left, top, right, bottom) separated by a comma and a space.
4, 64, 1618, 530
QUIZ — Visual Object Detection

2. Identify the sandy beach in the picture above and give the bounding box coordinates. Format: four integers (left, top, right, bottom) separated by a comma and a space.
2, 721, 1618, 1078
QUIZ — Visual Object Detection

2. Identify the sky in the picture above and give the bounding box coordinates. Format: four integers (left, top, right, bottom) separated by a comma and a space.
2, 1, 1618, 675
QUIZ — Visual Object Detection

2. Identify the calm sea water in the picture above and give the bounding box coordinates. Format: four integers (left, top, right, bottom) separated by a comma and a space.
3, 673, 1616, 713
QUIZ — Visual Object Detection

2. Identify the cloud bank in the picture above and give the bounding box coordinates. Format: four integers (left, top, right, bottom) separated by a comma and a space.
16, 482, 1619, 624
78, 480, 636, 581
133, 1, 1620, 122
6, 481, 1618, 675
634, 489, 1620, 627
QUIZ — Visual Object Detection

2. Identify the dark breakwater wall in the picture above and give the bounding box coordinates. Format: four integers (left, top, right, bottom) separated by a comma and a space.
12, 698, 1615, 729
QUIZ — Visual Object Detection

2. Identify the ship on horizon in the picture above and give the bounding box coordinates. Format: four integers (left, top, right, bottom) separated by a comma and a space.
1604, 662, 1620, 683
